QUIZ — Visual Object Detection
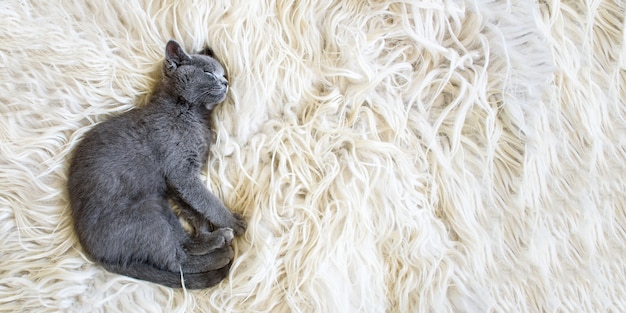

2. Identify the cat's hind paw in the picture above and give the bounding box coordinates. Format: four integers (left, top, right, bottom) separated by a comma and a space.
185, 228, 234, 255
216, 227, 234, 247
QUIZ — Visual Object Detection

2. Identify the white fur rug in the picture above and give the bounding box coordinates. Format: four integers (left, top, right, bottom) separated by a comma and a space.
1, 0, 625, 311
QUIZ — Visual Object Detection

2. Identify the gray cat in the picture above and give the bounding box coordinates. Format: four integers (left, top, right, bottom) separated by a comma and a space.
67, 40, 246, 289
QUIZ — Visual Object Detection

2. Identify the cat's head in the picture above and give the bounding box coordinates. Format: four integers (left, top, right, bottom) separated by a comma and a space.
162, 40, 228, 110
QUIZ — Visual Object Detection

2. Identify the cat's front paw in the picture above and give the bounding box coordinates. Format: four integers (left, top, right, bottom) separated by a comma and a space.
229, 213, 247, 236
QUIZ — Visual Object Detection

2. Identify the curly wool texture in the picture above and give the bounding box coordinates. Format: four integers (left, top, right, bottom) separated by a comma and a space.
1, 0, 625, 312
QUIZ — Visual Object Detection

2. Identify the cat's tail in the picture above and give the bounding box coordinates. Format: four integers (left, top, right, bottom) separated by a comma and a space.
101, 262, 231, 289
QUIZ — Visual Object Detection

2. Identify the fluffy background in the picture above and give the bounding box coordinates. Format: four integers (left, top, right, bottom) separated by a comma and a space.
1, 0, 625, 312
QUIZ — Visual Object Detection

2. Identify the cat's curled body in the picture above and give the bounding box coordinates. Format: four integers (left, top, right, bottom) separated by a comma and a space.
68, 40, 246, 289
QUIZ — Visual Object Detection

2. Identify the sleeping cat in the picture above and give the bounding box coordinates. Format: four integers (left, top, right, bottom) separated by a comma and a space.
67, 40, 246, 289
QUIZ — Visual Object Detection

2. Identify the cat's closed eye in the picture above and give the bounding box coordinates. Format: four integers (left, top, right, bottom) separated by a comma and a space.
204, 71, 228, 81
203, 71, 226, 78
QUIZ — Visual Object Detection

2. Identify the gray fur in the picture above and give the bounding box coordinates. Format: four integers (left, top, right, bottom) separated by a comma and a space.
67, 40, 246, 289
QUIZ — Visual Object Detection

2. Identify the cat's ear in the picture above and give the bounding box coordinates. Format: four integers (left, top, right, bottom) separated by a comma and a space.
199, 46, 215, 57
165, 40, 191, 70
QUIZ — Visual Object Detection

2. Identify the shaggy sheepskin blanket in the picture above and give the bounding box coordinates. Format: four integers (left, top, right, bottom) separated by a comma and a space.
1, 0, 625, 311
